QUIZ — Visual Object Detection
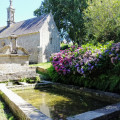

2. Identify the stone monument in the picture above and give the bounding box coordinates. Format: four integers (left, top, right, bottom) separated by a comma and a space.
0, 34, 37, 82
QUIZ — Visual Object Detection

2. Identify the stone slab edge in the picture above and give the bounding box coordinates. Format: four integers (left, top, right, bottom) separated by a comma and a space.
7, 81, 53, 89
0, 84, 52, 120
67, 102, 120, 120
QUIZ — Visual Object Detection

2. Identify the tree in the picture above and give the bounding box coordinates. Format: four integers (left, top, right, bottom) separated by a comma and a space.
34, 0, 88, 44
84, 0, 120, 43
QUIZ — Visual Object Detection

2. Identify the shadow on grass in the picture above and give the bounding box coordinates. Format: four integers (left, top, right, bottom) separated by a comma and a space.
0, 96, 16, 120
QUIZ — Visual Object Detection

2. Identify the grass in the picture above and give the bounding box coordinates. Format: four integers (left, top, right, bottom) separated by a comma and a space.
0, 97, 16, 120
30, 62, 52, 69
30, 62, 52, 80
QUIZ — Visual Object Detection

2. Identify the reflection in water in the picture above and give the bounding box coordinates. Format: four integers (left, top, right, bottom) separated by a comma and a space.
13, 87, 112, 120
40, 93, 51, 117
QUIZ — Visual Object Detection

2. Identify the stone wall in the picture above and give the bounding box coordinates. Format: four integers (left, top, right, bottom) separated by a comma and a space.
0, 54, 37, 82
0, 54, 29, 74
39, 13, 60, 63
0, 33, 40, 63
17, 33, 40, 63
0, 38, 10, 48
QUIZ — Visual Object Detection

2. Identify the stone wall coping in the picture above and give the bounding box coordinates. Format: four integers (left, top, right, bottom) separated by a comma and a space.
52, 83, 120, 102
0, 54, 29, 57
67, 102, 120, 120
6, 82, 53, 89
0, 31, 39, 40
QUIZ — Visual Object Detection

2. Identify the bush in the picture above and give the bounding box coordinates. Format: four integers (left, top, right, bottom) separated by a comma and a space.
84, 0, 120, 43
48, 41, 120, 93
60, 43, 69, 50
20, 76, 41, 83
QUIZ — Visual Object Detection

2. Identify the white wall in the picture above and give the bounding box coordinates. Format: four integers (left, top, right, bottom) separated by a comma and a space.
0, 38, 10, 48
17, 32, 40, 63
40, 14, 60, 62
0, 33, 40, 63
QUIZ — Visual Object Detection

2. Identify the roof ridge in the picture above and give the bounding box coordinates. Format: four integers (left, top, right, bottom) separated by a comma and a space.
14, 14, 48, 25
0, 14, 49, 38
0, 14, 48, 27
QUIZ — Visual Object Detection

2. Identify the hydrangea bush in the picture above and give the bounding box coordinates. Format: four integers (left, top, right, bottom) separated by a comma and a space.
49, 41, 120, 92
50, 41, 115, 75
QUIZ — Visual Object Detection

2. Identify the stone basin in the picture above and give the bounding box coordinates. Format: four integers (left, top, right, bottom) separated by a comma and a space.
0, 82, 120, 120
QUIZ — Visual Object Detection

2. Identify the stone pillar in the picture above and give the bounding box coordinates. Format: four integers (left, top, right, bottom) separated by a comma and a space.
10, 34, 17, 54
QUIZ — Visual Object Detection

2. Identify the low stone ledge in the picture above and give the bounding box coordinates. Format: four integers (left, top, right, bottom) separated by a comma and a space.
52, 84, 120, 103
81, 88, 120, 103
67, 102, 120, 120
37, 67, 47, 73
7, 82, 53, 90
0, 70, 38, 82
0, 85, 52, 120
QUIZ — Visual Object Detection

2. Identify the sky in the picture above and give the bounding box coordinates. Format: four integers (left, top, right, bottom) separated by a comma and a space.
0, 0, 43, 27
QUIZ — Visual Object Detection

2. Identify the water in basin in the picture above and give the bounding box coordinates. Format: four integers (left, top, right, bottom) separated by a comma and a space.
13, 86, 112, 120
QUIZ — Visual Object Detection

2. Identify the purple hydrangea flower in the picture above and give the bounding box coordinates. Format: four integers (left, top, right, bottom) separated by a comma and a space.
81, 71, 84, 74
91, 66, 94, 70
77, 67, 81, 73
75, 64, 79, 68
88, 63, 91, 66
88, 67, 91, 70
109, 52, 112, 55
99, 54, 103, 58
105, 50, 109, 53
81, 68, 84, 71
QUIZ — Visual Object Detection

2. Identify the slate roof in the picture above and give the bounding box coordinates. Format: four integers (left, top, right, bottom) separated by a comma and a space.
0, 14, 49, 38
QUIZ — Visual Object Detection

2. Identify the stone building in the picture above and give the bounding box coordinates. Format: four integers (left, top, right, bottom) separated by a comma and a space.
0, 0, 60, 63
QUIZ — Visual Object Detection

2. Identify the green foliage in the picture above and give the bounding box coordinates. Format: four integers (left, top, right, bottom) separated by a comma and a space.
36, 76, 41, 82
8, 115, 14, 120
20, 76, 41, 83
48, 65, 87, 86
48, 64, 120, 93
84, 0, 120, 43
60, 43, 69, 50
81, 41, 113, 53
30, 62, 52, 80
48, 42, 120, 93
109, 75, 120, 91
37, 69, 50, 80
34, 0, 88, 44
48, 65, 60, 82
34, 0, 120, 44
0, 97, 16, 120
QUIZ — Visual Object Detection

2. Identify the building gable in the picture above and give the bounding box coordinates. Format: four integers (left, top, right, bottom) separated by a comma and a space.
39, 13, 60, 62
